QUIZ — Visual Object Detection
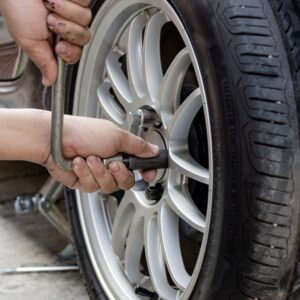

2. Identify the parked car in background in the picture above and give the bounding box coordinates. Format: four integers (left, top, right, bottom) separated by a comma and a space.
1, 1, 300, 299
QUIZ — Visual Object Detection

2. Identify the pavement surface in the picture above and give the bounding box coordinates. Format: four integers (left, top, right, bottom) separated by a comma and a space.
0, 162, 89, 300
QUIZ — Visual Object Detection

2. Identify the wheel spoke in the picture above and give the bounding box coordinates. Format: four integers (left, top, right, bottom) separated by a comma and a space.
97, 82, 126, 124
167, 87, 209, 183
124, 217, 144, 284
159, 203, 191, 290
111, 199, 135, 259
168, 87, 202, 142
106, 52, 132, 109
145, 215, 178, 299
160, 48, 191, 128
166, 180, 206, 232
143, 12, 169, 102
127, 14, 147, 99
170, 151, 209, 184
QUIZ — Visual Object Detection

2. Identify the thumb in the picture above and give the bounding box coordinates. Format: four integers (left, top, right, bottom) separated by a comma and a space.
25, 40, 58, 87
115, 131, 160, 158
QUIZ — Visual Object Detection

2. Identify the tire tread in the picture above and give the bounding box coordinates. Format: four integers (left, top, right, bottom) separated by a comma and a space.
216, 0, 300, 298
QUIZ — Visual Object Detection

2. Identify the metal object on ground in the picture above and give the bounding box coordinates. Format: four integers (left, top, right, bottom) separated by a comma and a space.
103, 149, 169, 170
57, 244, 76, 264
51, 37, 72, 171
0, 265, 79, 275
15, 177, 72, 242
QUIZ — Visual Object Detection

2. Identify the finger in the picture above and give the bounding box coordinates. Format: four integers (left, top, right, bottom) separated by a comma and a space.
115, 130, 160, 158
55, 41, 82, 64
70, 0, 91, 7
86, 156, 118, 194
23, 40, 57, 87
44, 0, 92, 27
72, 157, 99, 193
108, 162, 135, 190
44, 0, 91, 9
45, 156, 78, 188
47, 14, 91, 46
140, 170, 157, 182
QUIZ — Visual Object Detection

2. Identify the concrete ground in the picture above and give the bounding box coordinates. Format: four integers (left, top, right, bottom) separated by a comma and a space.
0, 161, 89, 300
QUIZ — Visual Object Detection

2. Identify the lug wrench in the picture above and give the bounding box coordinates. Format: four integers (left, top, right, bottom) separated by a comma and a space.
51, 42, 73, 171
103, 149, 169, 170
51, 40, 169, 172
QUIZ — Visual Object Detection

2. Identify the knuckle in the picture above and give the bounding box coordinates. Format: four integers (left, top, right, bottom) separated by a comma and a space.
69, 180, 79, 190
101, 178, 117, 194
48, 24, 59, 34
82, 29, 92, 44
80, 170, 90, 179
137, 137, 147, 152
75, 0, 92, 7
85, 185, 98, 193
62, 57, 76, 64
95, 168, 106, 179
67, 28, 90, 46
121, 175, 135, 190
83, 9, 92, 26
63, 52, 81, 64
101, 186, 116, 194
84, 0, 92, 7
114, 128, 126, 150
104, 186, 117, 194
37, 61, 49, 72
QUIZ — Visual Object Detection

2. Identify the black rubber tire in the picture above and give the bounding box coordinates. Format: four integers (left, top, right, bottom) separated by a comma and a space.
66, 0, 300, 299
269, 1, 300, 299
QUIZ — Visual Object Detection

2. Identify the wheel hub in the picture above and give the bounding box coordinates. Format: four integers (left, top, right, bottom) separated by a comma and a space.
126, 107, 162, 134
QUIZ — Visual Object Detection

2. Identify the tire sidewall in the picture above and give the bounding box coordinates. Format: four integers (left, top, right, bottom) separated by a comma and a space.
168, 1, 241, 299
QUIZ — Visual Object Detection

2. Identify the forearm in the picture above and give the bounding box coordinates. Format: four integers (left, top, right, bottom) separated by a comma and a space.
0, 109, 51, 164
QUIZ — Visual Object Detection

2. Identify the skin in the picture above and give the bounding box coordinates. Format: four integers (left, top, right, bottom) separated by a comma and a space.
0, 1, 158, 193
0, 109, 159, 193
0, 0, 92, 86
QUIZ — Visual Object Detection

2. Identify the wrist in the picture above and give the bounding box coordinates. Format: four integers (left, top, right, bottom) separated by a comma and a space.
28, 109, 52, 165
0, 109, 51, 165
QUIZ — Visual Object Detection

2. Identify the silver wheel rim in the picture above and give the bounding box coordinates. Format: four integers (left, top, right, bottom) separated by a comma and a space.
73, 1, 213, 299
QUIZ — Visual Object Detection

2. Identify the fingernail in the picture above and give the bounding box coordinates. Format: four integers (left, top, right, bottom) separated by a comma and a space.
87, 156, 98, 166
109, 162, 121, 173
73, 157, 84, 170
149, 143, 159, 154
57, 42, 68, 55
47, 14, 57, 27
42, 76, 51, 87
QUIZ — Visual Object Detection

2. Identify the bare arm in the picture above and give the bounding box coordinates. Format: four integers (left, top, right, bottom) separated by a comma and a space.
0, 109, 51, 164
0, 109, 158, 192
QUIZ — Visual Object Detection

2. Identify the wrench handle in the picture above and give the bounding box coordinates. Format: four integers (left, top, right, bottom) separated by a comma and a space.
51, 37, 73, 171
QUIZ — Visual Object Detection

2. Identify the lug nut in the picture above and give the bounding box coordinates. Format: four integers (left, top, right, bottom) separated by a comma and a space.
145, 183, 164, 201
138, 108, 162, 128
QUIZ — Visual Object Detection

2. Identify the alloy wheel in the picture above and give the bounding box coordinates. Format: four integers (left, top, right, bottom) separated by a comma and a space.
73, 1, 213, 299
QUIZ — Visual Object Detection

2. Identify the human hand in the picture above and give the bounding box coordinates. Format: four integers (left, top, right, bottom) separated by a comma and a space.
44, 116, 159, 193
0, 0, 91, 86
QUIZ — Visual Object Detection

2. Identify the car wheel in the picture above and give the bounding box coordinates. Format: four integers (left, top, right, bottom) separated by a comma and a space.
65, 0, 300, 299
